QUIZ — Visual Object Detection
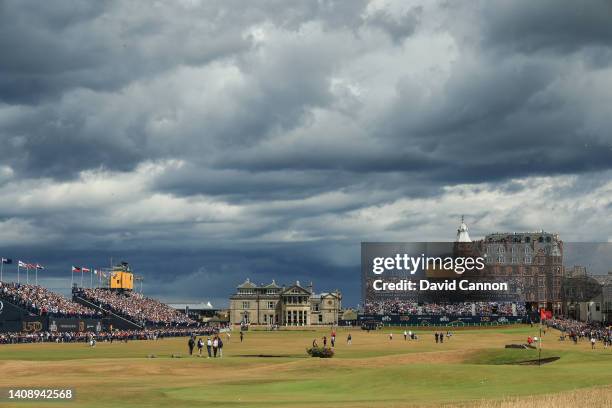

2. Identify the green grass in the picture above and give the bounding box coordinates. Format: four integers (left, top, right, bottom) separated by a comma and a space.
0, 325, 610, 407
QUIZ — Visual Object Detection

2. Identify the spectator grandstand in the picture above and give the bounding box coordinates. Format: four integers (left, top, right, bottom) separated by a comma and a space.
76, 288, 195, 326
0, 281, 98, 318
363, 300, 526, 316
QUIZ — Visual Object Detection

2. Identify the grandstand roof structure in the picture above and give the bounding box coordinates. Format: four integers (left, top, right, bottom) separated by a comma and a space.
167, 302, 214, 310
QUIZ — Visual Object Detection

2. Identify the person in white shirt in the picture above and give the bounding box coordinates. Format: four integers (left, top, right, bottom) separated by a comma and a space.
206, 337, 212, 358
213, 337, 219, 357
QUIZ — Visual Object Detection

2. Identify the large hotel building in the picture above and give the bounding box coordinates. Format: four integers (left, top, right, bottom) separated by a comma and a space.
457, 220, 563, 314
229, 279, 342, 326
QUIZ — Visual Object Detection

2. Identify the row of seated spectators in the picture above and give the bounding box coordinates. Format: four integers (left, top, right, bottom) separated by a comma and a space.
364, 300, 526, 316
0, 281, 98, 317
76, 288, 195, 326
0, 327, 217, 344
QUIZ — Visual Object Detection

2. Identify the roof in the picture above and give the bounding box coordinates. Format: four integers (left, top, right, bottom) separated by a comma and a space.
592, 275, 612, 286
311, 292, 340, 299
263, 279, 281, 289
237, 278, 258, 289
167, 302, 214, 310
281, 282, 311, 295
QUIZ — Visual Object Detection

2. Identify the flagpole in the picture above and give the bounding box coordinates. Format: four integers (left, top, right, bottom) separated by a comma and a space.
17, 264, 20, 284
71, 267, 74, 288
538, 308, 545, 366
26, 266, 29, 284
90, 267, 93, 288
538, 321, 542, 366
35, 266, 38, 285
81, 268, 84, 288
0, 260, 3, 281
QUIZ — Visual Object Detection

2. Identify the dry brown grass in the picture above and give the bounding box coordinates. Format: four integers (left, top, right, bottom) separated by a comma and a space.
447, 386, 612, 408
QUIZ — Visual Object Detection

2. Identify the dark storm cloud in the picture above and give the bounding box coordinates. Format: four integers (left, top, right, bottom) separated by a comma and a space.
0, 1, 263, 105
4, 0, 610, 184
1, 0, 367, 179
480, 0, 612, 54
1, 1, 612, 306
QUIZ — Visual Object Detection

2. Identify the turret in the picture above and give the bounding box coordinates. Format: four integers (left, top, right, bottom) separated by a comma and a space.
456, 215, 472, 243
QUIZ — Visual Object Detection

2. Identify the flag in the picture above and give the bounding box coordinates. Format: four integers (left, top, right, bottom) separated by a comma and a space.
1, 258, 12, 264
27, 263, 36, 269
82, 267, 91, 273
18, 260, 27, 268
540, 309, 552, 321
36, 264, 44, 270
72, 266, 82, 273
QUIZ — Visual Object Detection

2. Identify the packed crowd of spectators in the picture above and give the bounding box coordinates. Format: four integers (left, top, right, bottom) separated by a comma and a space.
0, 327, 217, 344
76, 288, 195, 326
0, 281, 98, 317
545, 317, 611, 346
363, 300, 526, 316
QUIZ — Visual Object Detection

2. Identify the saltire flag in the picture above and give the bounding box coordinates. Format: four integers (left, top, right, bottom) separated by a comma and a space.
18, 260, 27, 268
82, 267, 91, 273
36, 264, 44, 270
72, 266, 82, 273
1, 258, 12, 264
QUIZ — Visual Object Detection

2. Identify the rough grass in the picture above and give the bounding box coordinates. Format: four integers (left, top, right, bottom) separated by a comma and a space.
448, 386, 612, 408
0, 325, 610, 407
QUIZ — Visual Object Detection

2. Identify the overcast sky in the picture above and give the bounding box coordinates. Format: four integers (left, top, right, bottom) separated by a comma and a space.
1, 0, 611, 307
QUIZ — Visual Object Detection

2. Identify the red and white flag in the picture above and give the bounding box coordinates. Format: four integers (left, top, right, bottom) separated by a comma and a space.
82, 267, 91, 273
35, 264, 44, 270
72, 266, 82, 273
18, 260, 27, 268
